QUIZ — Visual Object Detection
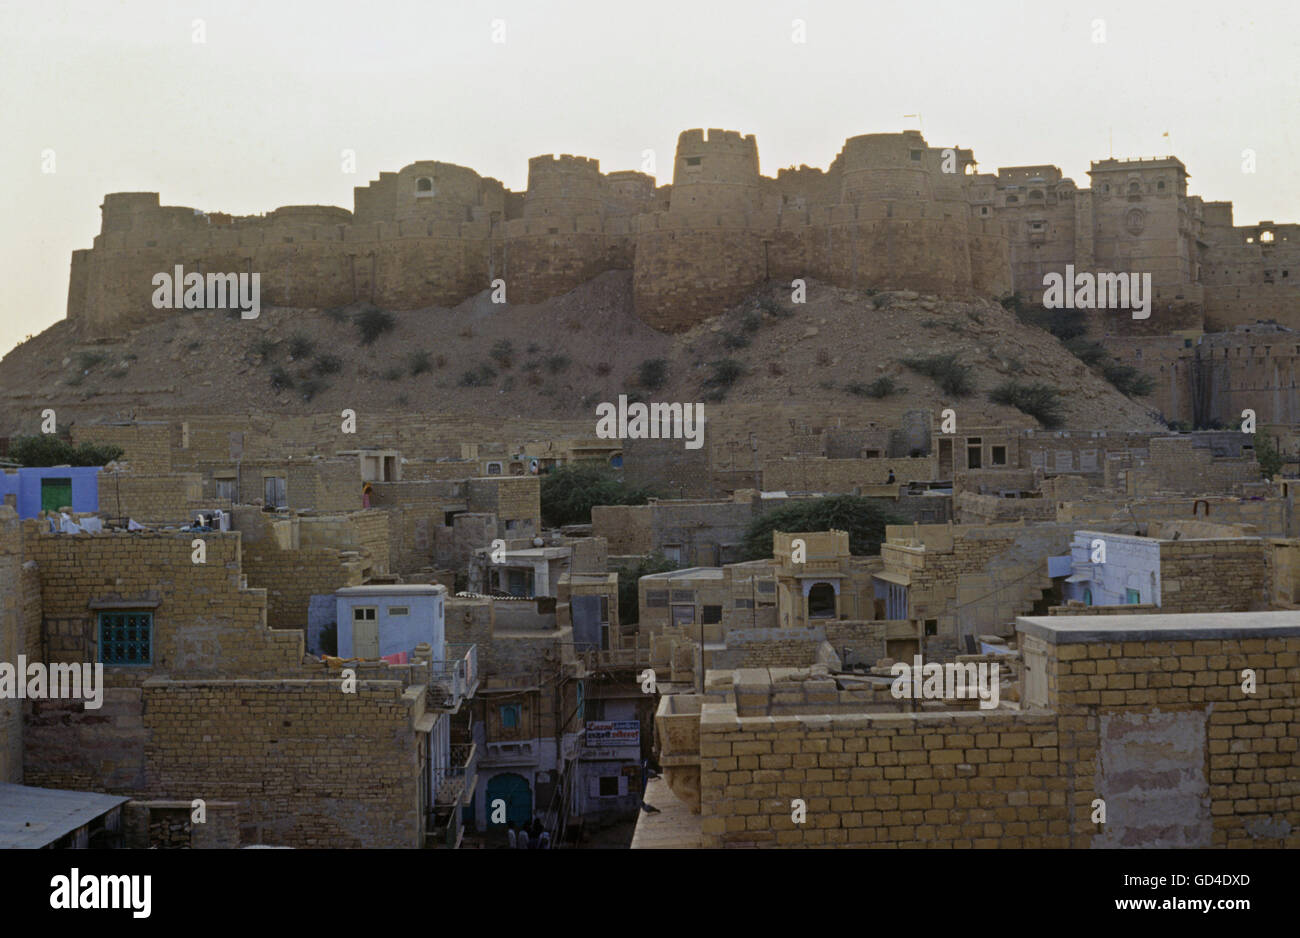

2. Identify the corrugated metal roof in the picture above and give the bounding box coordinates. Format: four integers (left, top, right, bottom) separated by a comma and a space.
0, 782, 130, 849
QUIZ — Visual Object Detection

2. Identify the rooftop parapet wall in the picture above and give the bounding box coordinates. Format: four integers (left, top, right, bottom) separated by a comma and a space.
690, 612, 1299, 847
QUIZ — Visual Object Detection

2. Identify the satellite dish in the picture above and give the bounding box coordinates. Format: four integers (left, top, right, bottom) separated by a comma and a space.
529, 459, 539, 474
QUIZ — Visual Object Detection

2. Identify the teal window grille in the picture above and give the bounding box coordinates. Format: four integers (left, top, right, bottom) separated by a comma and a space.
99, 611, 153, 665
501, 704, 520, 729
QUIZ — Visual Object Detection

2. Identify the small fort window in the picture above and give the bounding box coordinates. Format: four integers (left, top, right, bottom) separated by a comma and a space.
500, 704, 520, 729
1260, 230, 1275, 243
1006, 195, 1018, 204
684, 157, 702, 167
416, 177, 434, 196
1157, 180, 1166, 190
910, 150, 923, 161
1029, 189, 1044, 200
99, 611, 152, 666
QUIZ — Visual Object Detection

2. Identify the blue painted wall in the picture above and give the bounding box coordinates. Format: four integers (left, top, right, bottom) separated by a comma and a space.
335, 587, 445, 659
0, 466, 101, 519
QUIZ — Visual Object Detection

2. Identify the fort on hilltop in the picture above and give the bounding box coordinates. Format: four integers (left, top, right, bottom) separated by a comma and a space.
66, 128, 1297, 338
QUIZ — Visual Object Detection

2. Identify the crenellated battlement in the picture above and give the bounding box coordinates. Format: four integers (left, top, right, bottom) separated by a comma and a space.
675, 128, 757, 153
64, 126, 1296, 339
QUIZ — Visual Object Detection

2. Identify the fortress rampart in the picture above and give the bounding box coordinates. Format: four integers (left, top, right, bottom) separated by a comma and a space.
65, 129, 1294, 337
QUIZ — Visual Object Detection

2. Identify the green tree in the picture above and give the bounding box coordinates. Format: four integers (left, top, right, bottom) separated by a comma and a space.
539, 463, 658, 528
1254, 432, 1284, 480
7, 436, 124, 467
740, 496, 900, 561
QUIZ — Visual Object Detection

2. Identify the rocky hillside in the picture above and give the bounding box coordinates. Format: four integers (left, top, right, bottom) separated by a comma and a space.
0, 272, 1164, 433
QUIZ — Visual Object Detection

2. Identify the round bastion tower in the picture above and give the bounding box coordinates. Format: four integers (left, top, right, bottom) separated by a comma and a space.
524, 155, 604, 218
668, 129, 760, 216
834, 131, 935, 205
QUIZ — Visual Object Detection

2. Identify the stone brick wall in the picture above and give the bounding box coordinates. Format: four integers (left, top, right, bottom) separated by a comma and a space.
238, 517, 367, 632
955, 491, 1055, 524
698, 707, 1066, 847
1021, 618, 1299, 848
1057, 494, 1291, 538
761, 456, 935, 492
21, 526, 302, 680
287, 460, 360, 513
17, 521, 434, 847
0, 509, 30, 782
710, 629, 830, 671
1131, 437, 1260, 496
142, 680, 423, 847
468, 476, 541, 537
697, 618, 1300, 847
721, 665, 906, 717
97, 471, 230, 525
1159, 539, 1271, 612
71, 421, 171, 473
368, 480, 464, 573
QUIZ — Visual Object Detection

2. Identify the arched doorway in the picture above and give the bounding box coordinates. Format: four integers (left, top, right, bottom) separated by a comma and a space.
808, 582, 837, 619
486, 772, 532, 828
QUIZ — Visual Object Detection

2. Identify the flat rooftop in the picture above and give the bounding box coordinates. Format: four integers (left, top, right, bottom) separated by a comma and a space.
642, 567, 724, 580
629, 777, 703, 849
0, 782, 130, 848
1017, 610, 1300, 644
336, 584, 446, 595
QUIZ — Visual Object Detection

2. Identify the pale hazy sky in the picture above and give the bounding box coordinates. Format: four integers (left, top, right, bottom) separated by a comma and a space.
1, 0, 1296, 356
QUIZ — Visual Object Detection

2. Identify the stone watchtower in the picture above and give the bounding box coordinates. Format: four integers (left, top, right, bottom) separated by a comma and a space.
833, 131, 935, 204
668, 128, 760, 215
523, 154, 604, 218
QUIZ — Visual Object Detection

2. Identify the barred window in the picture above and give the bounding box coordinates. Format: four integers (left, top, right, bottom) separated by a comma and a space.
756, 580, 776, 594
99, 611, 152, 665
645, 590, 669, 607
670, 590, 695, 603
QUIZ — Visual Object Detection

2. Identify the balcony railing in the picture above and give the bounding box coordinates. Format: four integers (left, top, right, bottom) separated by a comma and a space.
434, 742, 478, 807
581, 647, 652, 671
428, 643, 478, 710
481, 739, 536, 764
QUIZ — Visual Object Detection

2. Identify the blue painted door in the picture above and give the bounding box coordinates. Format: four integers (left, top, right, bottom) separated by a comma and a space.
486, 772, 531, 828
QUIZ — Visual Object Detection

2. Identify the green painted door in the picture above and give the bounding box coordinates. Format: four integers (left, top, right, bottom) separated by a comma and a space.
485, 772, 531, 828
40, 477, 72, 514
